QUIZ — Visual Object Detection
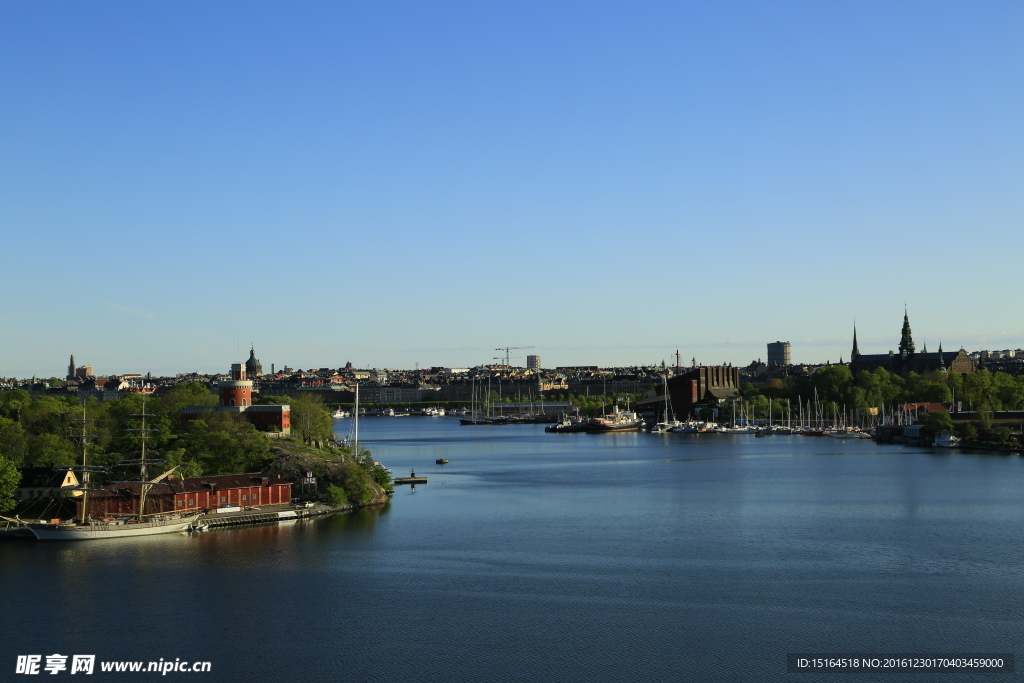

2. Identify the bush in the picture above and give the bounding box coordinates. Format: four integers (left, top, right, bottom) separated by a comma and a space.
326, 485, 348, 507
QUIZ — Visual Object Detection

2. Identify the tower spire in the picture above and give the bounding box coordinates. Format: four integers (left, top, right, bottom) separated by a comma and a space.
851, 321, 860, 361
899, 308, 915, 357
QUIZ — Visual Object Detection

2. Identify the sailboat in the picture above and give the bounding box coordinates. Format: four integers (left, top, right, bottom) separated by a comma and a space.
30, 405, 202, 540
650, 375, 683, 433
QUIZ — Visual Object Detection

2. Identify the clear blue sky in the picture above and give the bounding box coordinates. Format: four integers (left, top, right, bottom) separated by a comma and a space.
2, 1, 1021, 377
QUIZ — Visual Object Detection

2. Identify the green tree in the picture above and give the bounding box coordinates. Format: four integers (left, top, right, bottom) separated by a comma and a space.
26, 433, 77, 467
0, 389, 31, 422
975, 405, 993, 431
957, 423, 978, 440
326, 484, 348, 506
921, 410, 954, 437
292, 396, 333, 443
0, 455, 20, 512
0, 417, 28, 465
811, 365, 853, 405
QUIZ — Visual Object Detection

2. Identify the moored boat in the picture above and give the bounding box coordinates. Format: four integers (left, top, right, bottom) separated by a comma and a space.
587, 406, 642, 432
31, 514, 201, 540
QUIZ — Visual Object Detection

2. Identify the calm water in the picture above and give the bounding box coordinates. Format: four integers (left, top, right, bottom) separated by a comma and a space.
4, 419, 1024, 681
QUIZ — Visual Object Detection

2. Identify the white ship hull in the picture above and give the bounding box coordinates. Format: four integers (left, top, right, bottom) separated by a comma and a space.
30, 514, 202, 541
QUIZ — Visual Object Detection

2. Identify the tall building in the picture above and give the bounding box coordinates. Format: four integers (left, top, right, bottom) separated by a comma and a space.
636, 365, 741, 423
767, 341, 791, 366
67, 354, 76, 381
526, 355, 541, 370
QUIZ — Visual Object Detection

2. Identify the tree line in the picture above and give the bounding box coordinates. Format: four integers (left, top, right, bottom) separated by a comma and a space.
737, 366, 1024, 421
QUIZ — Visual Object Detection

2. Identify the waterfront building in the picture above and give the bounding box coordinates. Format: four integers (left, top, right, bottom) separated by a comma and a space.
635, 366, 741, 423
79, 473, 293, 517
849, 311, 975, 377
767, 341, 791, 366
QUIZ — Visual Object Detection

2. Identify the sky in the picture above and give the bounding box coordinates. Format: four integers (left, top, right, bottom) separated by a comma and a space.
2, 1, 1022, 377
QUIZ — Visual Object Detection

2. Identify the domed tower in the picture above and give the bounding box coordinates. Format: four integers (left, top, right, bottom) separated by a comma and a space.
245, 346, 263, 377
219, 363, 253, 408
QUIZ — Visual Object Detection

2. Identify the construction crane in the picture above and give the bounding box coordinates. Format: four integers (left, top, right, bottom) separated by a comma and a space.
495, 346, 534, 367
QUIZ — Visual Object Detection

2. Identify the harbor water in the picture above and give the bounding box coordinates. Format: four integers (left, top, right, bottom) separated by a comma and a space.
3, 419, 1024, 681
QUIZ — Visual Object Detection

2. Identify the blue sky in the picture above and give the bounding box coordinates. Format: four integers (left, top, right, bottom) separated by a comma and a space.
2, 1, 1021, 377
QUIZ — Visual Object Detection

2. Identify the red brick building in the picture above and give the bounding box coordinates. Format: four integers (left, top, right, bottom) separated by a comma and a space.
79, 473, 293, 517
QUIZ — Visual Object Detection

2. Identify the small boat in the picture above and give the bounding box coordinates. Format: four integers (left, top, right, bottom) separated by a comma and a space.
191, 522, 210, 532
545, 413, 588, 433
435, 458, 449, 465
331, 408, 349, 418
587, 406, 642, 432
932, 433, 960, 448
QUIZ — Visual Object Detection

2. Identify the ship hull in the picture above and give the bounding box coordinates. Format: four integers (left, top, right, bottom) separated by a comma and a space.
30, 514, 202, 541
586, 421, 641, 432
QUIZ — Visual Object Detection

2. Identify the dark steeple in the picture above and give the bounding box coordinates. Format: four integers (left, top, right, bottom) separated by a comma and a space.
938, 340, 946, 372
851, 322, 860, 361
899, 308, 915, 358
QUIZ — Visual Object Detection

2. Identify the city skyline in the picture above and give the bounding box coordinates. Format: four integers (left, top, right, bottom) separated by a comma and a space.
2, 2, 1021, 377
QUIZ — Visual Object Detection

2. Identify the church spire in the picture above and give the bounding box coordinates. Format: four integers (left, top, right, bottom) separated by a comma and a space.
851, 322, 860, 361
938, 339, 946, 372
899, 308, 915, 357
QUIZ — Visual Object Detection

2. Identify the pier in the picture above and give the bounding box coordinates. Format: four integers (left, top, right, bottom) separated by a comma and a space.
195, 502, 348, 529
393, 469, 428, 485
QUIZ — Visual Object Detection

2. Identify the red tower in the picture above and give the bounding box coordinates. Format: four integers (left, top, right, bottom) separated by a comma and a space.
219, 363, 253, 408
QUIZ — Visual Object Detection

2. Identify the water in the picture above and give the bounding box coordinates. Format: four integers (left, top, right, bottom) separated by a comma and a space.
3, 419, 1023, 681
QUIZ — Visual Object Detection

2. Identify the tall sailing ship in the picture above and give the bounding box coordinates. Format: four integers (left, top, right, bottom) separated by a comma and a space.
30, 405, 202, 541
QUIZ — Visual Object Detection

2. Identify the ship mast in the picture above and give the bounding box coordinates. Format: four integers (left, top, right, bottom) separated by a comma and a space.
353, 383, 360, 459
69, 407, 99, 524
124, 402, 158, 520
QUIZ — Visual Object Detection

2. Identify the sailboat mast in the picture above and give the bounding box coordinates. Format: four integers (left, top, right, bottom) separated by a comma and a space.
354, 383, 360, 458
79, 407, 89, 524
125, 401, 158, 520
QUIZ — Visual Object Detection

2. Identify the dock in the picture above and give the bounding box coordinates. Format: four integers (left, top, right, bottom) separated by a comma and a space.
196, 502, 343, 529
393, 469, 428, 485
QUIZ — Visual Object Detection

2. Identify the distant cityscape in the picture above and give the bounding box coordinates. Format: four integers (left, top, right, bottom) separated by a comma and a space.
3, 314, 1022, 410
